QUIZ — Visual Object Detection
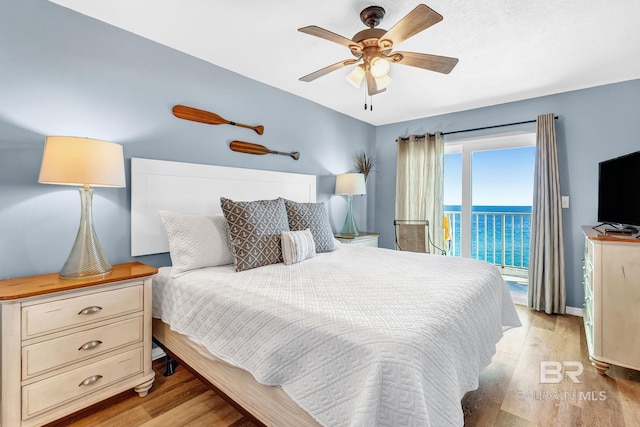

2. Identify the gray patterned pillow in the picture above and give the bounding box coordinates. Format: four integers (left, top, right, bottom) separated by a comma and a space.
283, 199, 334, 253
221, 197, 290, 272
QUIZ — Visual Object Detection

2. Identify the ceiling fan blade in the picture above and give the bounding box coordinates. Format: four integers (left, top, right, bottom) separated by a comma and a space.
365, 71, 386, 96
299, 59, 359, 82
380, 4, 443, 47
298, 25, 360, 50
394, 51, 458, 74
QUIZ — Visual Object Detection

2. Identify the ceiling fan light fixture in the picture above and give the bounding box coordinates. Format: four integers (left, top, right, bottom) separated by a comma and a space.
346, 65, 366, 88
298, 4, 458, 110
374, 74, 392, 90
370, 57, 390, 78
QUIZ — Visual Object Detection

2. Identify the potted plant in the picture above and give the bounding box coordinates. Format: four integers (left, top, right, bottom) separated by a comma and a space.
353, 152, 375, 181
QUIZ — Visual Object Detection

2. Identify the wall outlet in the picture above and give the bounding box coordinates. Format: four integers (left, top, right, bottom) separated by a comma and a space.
562, 196, 570, 209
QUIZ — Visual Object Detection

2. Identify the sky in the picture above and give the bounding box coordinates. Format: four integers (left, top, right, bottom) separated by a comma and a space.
444, 146, 535, 206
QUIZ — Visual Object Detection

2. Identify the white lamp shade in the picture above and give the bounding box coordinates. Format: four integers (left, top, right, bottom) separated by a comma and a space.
375, 74, 393, 90
39, 136, 126, 187
335, 173, 366, 195
370, 57, 390, 78
346, 65, 365, 88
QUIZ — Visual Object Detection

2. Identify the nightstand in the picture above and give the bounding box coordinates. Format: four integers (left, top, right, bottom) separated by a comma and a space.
335, 232, 380, 248
0, 262, 157, 427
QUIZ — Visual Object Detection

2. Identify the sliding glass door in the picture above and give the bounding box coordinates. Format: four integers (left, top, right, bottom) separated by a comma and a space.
444, 133, 535, 295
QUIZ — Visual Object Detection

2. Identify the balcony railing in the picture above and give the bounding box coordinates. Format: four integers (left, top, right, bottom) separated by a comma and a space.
444, 209, 531, 271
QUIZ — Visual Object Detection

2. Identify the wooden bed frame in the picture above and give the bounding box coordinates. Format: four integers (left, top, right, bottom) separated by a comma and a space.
153, 319, 319, 426
131, 158, 321, 424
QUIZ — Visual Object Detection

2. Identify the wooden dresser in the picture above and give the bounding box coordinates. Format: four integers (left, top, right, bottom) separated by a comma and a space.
582, 226, 640, 374
0, 262, 157, 426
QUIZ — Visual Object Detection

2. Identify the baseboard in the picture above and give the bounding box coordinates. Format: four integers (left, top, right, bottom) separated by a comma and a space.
511, 293, 583, 317
565, 306, 583, 317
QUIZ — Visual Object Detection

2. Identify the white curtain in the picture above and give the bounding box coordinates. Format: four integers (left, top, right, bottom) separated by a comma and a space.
528, 113, 566, 314
395, 132, 444, 251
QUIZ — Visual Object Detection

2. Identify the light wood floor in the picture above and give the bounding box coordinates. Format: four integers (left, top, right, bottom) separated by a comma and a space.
49, 305, 640, 426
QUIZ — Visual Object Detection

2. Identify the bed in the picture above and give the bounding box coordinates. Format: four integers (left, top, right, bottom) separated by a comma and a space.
131, 158, 521, 427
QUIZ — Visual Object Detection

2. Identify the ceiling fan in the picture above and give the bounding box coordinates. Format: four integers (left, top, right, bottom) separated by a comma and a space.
298, 4, 458, 98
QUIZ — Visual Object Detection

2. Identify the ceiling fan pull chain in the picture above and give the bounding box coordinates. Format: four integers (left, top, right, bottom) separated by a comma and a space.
364, 90, 367, 110
370, 96, 373, 111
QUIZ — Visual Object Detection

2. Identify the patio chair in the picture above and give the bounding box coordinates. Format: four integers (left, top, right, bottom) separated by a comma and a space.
394, 220, 446, 255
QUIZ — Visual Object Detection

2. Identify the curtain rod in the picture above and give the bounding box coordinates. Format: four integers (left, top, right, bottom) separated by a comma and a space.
442, 115, 559, 136
397, 116, 559, 141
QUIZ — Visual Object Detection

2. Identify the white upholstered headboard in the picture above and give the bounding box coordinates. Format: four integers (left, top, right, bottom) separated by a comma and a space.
131, 158, 316, 256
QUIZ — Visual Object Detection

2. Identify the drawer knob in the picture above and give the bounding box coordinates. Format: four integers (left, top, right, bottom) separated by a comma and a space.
78, 374, 103, 387
78, 340, 103, 351
78, 306, 102, 315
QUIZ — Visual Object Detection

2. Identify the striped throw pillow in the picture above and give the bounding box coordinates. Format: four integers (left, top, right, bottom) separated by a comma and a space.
281, 229, 316, 265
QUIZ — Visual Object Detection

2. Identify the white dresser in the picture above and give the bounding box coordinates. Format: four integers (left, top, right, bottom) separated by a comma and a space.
0, 262, 157, 426
335, 232, 380, 248
582, 226, 640, 374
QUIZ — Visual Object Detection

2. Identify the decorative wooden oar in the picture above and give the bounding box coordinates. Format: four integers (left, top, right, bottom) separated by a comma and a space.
172, 105, 264, 135
230, 140, 299, 161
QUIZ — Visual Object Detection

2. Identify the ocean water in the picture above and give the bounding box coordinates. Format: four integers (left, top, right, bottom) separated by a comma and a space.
444, 205, 532, 269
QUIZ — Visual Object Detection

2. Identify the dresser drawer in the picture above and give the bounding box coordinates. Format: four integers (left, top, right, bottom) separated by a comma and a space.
583, 259, 593, 296
584, 239, 594, 264
22, 285, 143, 339
583, 296, 592, 324
583, 276, 595, 358
584, 315, 594, 356
583, 271, 592, 301
22, 316, 143, 380
22, 347, 143, 419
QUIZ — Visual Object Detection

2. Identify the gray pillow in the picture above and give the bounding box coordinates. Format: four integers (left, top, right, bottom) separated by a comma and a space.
283, 199, 335, 253
221, 197, 290, 272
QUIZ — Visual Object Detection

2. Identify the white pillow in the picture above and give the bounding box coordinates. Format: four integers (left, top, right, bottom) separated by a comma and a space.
281, 229, 316, 265
159, 211, 234, 277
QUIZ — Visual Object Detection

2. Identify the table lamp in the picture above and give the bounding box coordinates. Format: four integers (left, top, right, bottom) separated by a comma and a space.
38, 136, 125, 278
335, 173, 366, 237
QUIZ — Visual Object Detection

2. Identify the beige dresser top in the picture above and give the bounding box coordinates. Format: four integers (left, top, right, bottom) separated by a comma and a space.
582, 225, 640, 243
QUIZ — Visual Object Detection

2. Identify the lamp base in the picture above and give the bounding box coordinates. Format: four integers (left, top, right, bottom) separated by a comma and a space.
340, 194, 360, 237
59, 187, 112, 279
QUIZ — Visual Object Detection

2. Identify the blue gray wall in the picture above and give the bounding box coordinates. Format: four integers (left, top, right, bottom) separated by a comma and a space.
2, 1, 638, 311
374, 79, 640, 308
0, 0, 375, 278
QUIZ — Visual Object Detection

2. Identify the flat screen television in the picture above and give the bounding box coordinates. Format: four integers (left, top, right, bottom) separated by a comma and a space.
597, 150, 640, 228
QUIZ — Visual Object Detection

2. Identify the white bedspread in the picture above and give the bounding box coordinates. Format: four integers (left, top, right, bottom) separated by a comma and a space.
153, 243, 521, 427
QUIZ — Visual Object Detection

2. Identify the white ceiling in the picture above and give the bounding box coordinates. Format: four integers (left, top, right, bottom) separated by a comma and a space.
49, 0, 640, 126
